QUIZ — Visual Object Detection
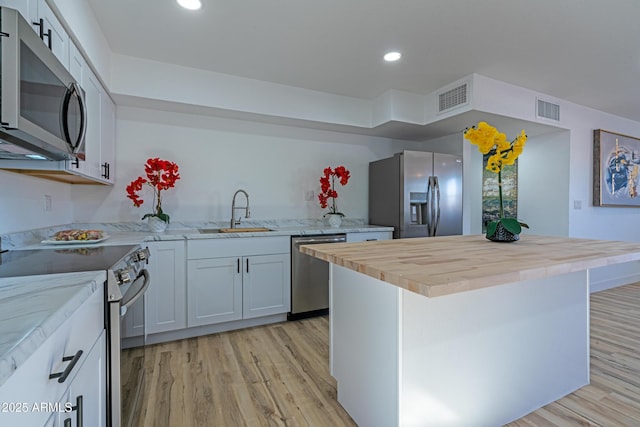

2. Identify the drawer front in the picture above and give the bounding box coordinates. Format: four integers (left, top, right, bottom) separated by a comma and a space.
188, 236, 290, 259
346, 231, 393, 242
0, 288, 103, 426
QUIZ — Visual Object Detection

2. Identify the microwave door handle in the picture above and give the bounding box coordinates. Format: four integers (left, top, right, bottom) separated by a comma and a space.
75, 84, 87, 155
61, 83, 87, 155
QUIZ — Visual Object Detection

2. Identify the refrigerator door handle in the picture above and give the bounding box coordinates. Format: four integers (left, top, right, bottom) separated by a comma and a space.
428, 176, 437, 236
427, 176, 435, 233
433, 176, 441, 236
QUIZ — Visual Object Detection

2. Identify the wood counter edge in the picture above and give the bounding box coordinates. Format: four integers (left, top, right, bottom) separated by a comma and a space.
300, 235, 640, 298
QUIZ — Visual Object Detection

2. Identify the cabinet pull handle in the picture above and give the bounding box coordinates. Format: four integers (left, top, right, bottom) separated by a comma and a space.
44, 28, 52, 49
101, 162, 110, 179
32, 18, 44, 39
71, 157, 80, 168
366, 239, 378, 241
49, 350, 83, 383
63, 395, 83, 427
246, 258, 249, 273
74, 395, 83, 427
237, 258, 240, 274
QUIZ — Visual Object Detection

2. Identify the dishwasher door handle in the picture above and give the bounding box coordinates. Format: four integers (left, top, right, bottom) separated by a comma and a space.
294, 237, 346, 245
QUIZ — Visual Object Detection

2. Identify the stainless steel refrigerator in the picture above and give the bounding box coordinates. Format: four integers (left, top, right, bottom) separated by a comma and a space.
369, 151, 463, 238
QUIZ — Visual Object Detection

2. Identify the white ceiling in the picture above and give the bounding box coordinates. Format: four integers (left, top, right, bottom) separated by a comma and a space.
87, 0, 640, 124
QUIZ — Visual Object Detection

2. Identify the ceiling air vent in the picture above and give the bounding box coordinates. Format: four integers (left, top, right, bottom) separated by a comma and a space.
537, 99, 560, 121
438, 83, 468, 113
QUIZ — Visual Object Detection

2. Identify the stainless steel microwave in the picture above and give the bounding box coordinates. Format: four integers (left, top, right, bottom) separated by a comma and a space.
0, 7, 86, 161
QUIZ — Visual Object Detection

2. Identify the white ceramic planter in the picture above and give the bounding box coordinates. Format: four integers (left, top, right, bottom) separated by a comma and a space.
147, 216, 168, 232
326, 214, 343, 228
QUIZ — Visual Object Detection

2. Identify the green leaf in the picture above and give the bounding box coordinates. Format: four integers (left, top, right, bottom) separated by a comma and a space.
500, 217, 522, 234
486, 221, 498, 237
141, 213, 170, 223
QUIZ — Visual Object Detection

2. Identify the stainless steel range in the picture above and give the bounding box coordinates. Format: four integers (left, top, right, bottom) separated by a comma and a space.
0, 244, 151, 427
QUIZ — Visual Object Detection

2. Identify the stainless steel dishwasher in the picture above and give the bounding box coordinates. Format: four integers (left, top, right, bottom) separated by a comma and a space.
289, 234, 346, 320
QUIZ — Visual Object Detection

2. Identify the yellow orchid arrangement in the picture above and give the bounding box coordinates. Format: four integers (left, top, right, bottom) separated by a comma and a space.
464, 121, 529, 240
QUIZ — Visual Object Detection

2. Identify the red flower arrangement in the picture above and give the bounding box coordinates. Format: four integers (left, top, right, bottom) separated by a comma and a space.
126, 158, 180, 223
318, 165, 351, 216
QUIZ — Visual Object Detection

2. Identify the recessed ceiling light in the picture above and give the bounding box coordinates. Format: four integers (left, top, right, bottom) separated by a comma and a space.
177, 0, 202, 10
383, 51, 402, 62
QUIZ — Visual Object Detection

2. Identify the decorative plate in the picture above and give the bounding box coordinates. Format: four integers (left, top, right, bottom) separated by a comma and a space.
41, 235, 110, 245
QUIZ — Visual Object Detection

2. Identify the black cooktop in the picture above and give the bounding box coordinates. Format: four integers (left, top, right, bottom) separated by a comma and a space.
0, 245, 139, 278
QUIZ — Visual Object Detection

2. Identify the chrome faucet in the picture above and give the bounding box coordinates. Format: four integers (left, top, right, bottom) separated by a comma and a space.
230, 189, 250, 228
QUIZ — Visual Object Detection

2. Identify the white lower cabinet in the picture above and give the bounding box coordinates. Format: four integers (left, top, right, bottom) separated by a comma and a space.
242, 254, 290, 319
187, 257, 243, 326
0, 288, 105, 427
186, 237, 291, 328
145, 241, 187, 334
55, 331, 106, 427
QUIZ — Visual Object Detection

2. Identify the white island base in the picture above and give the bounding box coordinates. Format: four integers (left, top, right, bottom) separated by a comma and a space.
330, 265, 590, 426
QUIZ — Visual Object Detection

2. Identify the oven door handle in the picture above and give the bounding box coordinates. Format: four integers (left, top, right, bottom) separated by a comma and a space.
120, 269, 150, 317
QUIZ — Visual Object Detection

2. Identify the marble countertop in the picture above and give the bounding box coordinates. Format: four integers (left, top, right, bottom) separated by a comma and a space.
301, 234, 640, 298
5, 220, 393, 250
0, 219, 392, 387
0, 271, 105, 388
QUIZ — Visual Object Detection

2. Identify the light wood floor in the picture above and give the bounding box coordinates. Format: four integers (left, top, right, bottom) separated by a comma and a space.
124, 283, 640, 426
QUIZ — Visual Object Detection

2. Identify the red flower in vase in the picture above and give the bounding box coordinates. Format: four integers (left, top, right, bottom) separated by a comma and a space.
318, 165, 351, 216
126, 158, 180, 223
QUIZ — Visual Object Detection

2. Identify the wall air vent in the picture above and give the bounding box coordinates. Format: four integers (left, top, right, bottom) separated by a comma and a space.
438, 83, 468, 113
537, 99, 560, 121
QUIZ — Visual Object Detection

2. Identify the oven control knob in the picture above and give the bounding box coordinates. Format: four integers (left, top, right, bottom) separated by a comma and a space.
132, 248, 150, 262
116, 267, 136, 284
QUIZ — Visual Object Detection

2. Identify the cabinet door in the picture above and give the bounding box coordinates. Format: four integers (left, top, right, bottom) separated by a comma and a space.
0, 0, 33, 22
122, 296, 144, 340
79, 69, 102, 178
146, 241, 187, 334
99, 90, 116, 183
35, 0, 68, 66
243, 254, 291, 319
187, 257, 242, 327
346, 231, 393, 242
63, 331, 106, 427
68, 41, 84, 85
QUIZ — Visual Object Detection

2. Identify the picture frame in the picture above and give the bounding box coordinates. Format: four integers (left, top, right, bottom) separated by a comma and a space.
593, 129, 640, 207
482, 156, 517, 231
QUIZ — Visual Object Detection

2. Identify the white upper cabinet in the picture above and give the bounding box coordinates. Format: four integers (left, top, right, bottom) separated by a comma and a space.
99, 85, 116, 183
0, 0, 32, 21
63, 65, 116, 184
28, 0, 69, 66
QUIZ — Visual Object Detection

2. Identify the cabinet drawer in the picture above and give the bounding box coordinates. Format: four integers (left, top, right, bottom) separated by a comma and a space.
0, 288, 103, 426
188, 236, 290, 259
346, 231, 393, 242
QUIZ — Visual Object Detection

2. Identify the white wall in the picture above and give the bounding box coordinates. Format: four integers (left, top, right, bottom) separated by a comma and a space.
71, 106, 409, 224
518, 130, 571, 236
472, 74, 640, 242
0, 170, 73, 233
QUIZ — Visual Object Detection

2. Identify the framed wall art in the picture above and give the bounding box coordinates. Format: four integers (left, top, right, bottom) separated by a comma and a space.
593, 129, 640, 207
482, 156, 518, 231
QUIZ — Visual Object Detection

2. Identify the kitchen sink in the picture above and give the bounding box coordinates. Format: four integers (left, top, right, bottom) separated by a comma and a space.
198, 227, 274, 234
198, 228, 222, 233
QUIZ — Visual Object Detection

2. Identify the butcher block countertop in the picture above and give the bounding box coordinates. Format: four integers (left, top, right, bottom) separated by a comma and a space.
300, 234, 640, 298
